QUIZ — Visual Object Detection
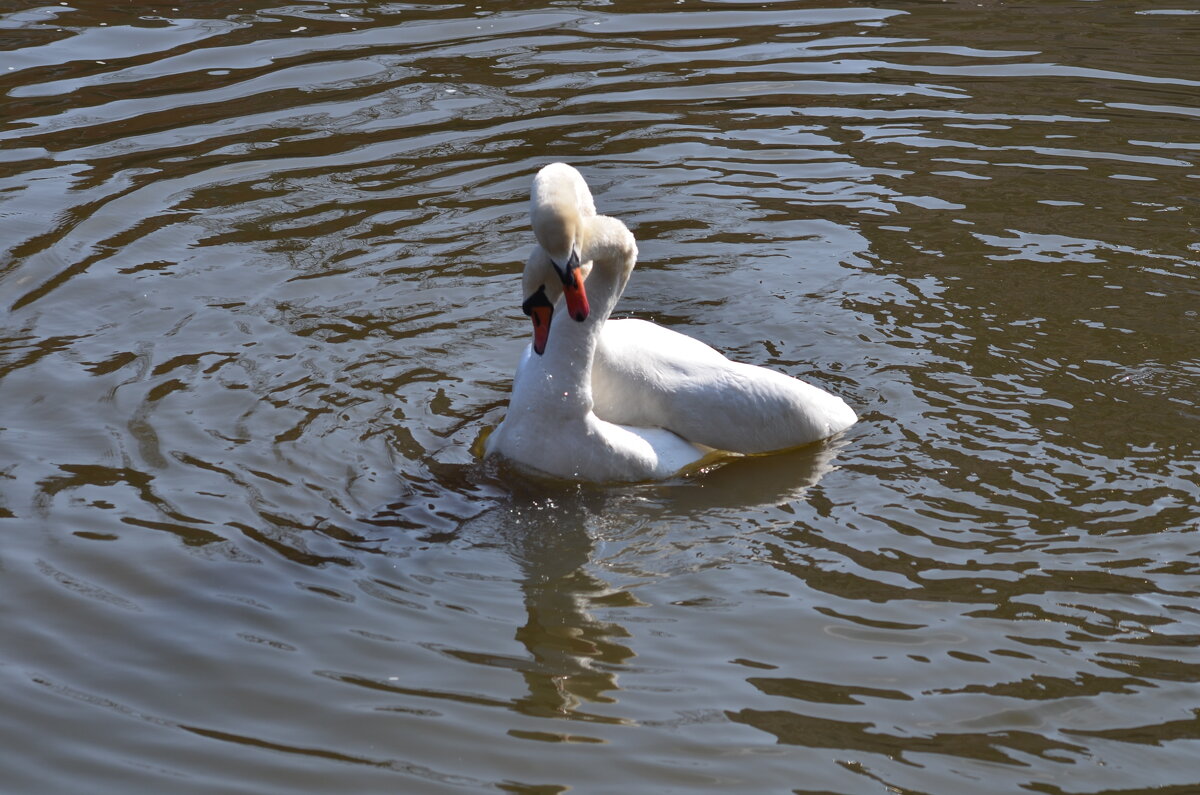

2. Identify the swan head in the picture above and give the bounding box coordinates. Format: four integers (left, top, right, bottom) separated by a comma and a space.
521, 247, 594, 355
531, 163, 594, 323
521, 213, 634, 357
521, 257, 555, 356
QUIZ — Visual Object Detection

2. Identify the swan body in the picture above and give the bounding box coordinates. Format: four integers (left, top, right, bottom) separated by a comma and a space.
486, 214, 707, 483
590, 318, 857, 453
515, 164, 858, 454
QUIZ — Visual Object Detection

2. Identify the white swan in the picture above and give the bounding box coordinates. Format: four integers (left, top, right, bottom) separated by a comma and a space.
486, 211, 708, 483
519, 163, 858, 455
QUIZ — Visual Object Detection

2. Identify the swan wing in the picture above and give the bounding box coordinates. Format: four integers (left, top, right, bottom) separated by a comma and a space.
592, 319, 856, 453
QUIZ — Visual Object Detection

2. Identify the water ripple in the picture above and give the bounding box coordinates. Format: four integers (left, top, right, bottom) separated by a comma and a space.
2, 1, 1199, 793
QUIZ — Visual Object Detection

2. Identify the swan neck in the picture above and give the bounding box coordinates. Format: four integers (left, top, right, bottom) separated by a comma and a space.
537, 244, 627, 416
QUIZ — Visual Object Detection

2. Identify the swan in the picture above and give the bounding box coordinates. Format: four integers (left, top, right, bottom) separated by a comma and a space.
485, 212, 709, 483
520, 163, 858, 454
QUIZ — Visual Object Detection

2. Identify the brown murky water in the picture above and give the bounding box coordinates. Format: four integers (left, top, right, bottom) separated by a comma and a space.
2, 1, 1199, 792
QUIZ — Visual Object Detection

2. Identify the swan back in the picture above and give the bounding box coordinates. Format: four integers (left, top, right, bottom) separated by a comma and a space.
592, 318, 857, 452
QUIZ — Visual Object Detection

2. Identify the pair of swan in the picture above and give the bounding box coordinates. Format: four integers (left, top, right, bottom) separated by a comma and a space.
486, 163, 856, 483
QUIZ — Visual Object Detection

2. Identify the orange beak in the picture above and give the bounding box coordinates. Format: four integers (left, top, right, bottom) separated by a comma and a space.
522, 285, 555, 356
560, 266, 589, 322
551, 249, 589, 322
530, 304, 552, 355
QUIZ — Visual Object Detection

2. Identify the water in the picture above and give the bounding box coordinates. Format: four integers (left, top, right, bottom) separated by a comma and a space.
2, 1, 1199, 792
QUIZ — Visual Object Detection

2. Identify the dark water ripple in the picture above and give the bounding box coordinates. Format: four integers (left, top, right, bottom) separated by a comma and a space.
2, 1, 1200, 793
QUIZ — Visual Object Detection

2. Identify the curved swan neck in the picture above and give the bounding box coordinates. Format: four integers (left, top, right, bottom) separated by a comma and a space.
530, 215, 636, 418
575, 218, 634, 318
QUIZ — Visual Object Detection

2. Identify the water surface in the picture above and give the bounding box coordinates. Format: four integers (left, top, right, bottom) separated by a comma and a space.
2, 1, 1199, 793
